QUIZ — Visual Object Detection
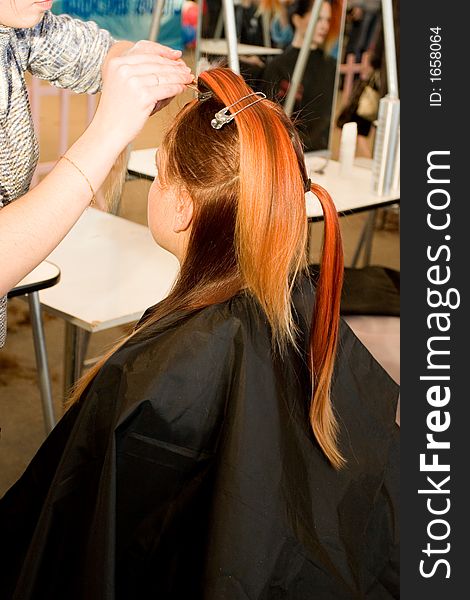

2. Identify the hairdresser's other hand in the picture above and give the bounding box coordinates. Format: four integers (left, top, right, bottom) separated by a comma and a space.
93, 50, 193, 148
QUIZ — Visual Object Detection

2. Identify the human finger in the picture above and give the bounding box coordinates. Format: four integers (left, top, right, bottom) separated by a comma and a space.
143, 70, 194, 89
125, 40, 183, 59
149, 83, 187, 104
134, 73, 188, 95
113, 61, 192, 83
117, 53, 191, 70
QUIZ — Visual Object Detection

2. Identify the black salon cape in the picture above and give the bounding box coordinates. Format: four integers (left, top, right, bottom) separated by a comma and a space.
0, 277, 399, 599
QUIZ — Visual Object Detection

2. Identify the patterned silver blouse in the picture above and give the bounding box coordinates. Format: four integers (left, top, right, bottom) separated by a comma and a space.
0, 11, 113, 347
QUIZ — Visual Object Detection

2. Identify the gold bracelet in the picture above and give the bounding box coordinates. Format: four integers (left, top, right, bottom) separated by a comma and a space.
60, 155, 96, 207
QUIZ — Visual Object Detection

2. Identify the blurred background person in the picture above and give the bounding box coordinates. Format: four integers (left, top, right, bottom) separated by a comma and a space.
263, 0, 339, 152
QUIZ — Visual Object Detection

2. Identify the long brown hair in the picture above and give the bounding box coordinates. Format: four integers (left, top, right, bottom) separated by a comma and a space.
69, 68, 344, 468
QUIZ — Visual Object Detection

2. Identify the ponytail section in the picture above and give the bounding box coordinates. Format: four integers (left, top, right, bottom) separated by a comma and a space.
309, 183, 345, 469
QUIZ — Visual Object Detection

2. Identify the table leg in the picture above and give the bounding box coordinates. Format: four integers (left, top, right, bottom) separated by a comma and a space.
63, 323, 90, 400
148, 0, 165, 42
28, 292, 56, 434
195, 0, 204, 73
214, 6, 224, 38
222, 0, 240, 73
363, 209, 378, 266
351, 210, 377, 268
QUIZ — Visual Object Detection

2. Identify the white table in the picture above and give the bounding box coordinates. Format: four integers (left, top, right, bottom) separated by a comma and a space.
128, 149, 400, 221
305, 155, 399, 220
199, 38, 282, 57
40, 208, 179, 394
11, 262, 60, 299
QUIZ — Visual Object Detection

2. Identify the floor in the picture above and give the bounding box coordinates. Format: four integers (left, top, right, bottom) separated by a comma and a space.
0, 59, 399, 496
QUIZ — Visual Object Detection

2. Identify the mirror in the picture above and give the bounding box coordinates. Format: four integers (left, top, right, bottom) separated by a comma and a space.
264, 0, 346, 156
202, 1, 347, 156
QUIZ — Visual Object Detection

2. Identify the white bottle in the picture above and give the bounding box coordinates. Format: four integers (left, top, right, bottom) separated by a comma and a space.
339, 122, 357, 178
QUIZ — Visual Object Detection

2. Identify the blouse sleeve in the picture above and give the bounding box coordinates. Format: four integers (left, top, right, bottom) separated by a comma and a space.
14, 11, 114, 94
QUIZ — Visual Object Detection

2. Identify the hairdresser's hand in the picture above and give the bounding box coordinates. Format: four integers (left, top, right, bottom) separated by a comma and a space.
122, 40, 193, 114
102, 40, 188, 80
122, 40, 187, 61
93, 50, 193, 148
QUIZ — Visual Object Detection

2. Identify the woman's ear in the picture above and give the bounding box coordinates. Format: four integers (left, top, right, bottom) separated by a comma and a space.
173, 189, 194, 233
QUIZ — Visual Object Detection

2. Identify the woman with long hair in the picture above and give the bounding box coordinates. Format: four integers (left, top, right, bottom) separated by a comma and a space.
0, 1, 192, 346
0, 67, 399, 599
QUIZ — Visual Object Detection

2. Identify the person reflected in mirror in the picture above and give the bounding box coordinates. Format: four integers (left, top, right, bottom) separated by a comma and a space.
263, 0, 338, 151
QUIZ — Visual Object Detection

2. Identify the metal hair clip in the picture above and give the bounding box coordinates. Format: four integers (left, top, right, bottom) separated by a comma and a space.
185, 80, 213, 101
211, 92, 266, 129
198, 90, 213, 101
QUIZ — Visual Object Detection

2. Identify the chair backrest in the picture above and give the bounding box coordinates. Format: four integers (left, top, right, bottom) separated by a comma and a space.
52, 0, 184, 48
339, 52, 371, 107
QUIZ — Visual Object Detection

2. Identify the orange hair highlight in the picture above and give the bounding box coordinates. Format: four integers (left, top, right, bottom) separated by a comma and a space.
199, 69, 307, 346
